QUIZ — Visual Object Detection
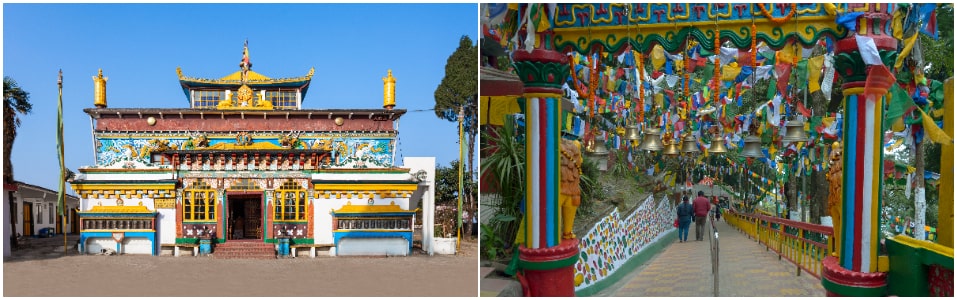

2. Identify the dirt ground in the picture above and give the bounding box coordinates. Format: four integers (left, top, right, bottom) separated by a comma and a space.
4, 235, 478, 297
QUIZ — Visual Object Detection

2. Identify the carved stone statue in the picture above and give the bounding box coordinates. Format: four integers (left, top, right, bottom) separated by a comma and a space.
560, 139, 583, 240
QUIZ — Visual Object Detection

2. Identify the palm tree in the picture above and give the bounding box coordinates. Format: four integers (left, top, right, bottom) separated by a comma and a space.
4, 76, 32, 248
4, 76, 32, 183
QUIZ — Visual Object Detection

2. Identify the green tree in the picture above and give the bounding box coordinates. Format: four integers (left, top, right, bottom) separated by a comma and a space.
4, 76, 32, 248
434, 35, 478, 175
433, 160, 477, 235
434, 35, 478, 237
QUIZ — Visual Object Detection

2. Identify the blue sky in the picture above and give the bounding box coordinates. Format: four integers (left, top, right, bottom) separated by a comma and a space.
3, 3, 477, 194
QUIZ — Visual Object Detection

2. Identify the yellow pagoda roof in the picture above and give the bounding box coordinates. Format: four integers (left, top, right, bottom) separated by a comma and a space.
87, 204, 153, 214
177, 67, 314, 85
220, 70, 270, 81
333, 201, 414, 214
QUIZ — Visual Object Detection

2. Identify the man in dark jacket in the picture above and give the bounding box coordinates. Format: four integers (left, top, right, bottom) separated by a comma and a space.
692, 191, 711, 241
676, 196, 693, 242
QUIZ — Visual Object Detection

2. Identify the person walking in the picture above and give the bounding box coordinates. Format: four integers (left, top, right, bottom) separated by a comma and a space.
675, 196, 693, 242
692, 191, 711, 241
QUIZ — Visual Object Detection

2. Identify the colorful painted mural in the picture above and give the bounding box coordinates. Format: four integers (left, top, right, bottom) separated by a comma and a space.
94, 135, 395, 168
573, 195, 674, 290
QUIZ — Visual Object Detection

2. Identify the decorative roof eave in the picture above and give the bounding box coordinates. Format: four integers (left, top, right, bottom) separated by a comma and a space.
176, 67, 314, 102
177, 67, 314, 86
80, 204, 156, 215
83, 108, 407, 121
331, 201, 415, 215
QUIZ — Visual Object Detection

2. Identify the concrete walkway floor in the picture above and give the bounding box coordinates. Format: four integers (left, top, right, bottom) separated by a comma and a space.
606, 219, 825, 297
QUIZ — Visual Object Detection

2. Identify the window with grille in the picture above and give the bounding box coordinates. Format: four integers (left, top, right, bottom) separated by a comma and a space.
265, 90, 298, 109
273, 179, 306, 221
192, 90, 225, 108
184, 180, 217, 221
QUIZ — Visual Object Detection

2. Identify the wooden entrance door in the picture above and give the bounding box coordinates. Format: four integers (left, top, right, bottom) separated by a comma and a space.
23, 202, 33, 237
228, 195, 262, 240
70, 209, 79, 233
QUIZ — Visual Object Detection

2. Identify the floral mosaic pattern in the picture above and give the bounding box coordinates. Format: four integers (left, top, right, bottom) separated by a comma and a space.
94, 136, 395, 168
307, 138, 394, 169
574, 195, 674, 291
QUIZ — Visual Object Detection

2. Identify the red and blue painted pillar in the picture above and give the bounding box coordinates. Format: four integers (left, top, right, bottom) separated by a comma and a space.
513, 47, 579, 296
823, 3, 897, 296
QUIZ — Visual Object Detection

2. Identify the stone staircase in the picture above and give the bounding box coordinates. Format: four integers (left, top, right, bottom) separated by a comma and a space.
213, 240, 276, 259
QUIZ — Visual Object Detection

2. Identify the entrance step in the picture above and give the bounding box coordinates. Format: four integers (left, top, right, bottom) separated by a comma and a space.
212, 240, 276, 259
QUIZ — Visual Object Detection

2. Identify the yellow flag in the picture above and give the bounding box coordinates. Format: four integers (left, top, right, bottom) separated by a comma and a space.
919, 107, 953, 145
892, 9, 904, 40
652, 44, 666, 70
808, 55, 825, 92
894, 34, 919, 70
721, 62, 742, 82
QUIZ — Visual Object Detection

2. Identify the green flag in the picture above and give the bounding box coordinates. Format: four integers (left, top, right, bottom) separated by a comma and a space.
884, 83, 915, 129
57, 70, 65, 217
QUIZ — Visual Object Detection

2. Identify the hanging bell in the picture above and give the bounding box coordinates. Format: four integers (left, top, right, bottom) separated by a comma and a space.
638, 128, 665, 151
709, 134, 728, 154
624, 124, 641, 141
586, 136, 609, 156
781, 119, 809, 144
741, 135, 764, 158
662, 139, 680, 156
681, 134, 699, 154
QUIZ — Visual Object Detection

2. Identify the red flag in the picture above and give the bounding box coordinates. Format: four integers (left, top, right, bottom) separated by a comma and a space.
775, 62, 791, 96
796, 101, 812, 118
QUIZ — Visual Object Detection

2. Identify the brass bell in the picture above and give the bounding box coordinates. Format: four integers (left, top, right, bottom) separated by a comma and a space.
709, 134, 728, 154
662, 139, 680, 156
741, 135, 764, 158
586, 136, 609, 156
638, 128, 665, 151
781, 119, 809, 144
680, 134, 699, 154
624, 124, 641, 141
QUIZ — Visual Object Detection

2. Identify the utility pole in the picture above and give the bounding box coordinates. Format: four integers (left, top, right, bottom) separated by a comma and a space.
457, 106, 464, 250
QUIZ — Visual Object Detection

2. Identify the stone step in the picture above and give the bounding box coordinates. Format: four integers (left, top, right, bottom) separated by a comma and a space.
213, 254, 276, 259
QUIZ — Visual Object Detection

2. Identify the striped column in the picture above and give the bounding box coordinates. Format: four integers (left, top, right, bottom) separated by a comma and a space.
823, 3, 896, 297
513, 49, 568, 249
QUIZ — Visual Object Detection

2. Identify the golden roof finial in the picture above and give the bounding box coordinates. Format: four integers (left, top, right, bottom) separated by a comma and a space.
93, 68, 108, 108
383, 69, 396, 110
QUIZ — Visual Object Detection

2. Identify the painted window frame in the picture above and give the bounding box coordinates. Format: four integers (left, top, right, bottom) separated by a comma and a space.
183, 189, 217, 222
273, 180, 306, 221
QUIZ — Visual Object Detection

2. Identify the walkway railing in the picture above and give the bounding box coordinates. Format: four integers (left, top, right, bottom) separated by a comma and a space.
725, 210, 834, 279
709, 208, 719, 296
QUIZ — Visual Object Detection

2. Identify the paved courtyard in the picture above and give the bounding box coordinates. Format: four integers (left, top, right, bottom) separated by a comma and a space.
4, 236, 478, 297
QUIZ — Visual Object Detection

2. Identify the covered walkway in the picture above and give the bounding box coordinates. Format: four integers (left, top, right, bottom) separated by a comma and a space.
605, 218, 825, 297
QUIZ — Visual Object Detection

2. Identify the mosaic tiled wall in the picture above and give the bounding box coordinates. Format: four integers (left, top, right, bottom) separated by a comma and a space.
574, 195, 674, 291
93, 135, 395, 168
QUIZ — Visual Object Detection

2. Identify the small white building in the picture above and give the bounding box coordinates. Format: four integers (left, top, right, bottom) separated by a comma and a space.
8, 181, 80, 238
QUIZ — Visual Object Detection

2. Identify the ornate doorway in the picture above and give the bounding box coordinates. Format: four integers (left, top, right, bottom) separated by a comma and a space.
227, 194, 262, 240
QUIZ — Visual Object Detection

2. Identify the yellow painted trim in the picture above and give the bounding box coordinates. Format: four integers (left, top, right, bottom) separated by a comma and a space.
313, 168, 411, 173
81, 230, 156, 232
87, 204, 153, 213
333, 229, 412, 232
891, 235, 955, 259
333, 201, 413, 214
877, 255, 889, 272
71, 183, 175, 190
77, 168, 173, 173
842, 87, 865, 96
205, 141, 283, 150
940, 77, 954, 248
313, 184, 418, 191
524, 93, 563, 99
